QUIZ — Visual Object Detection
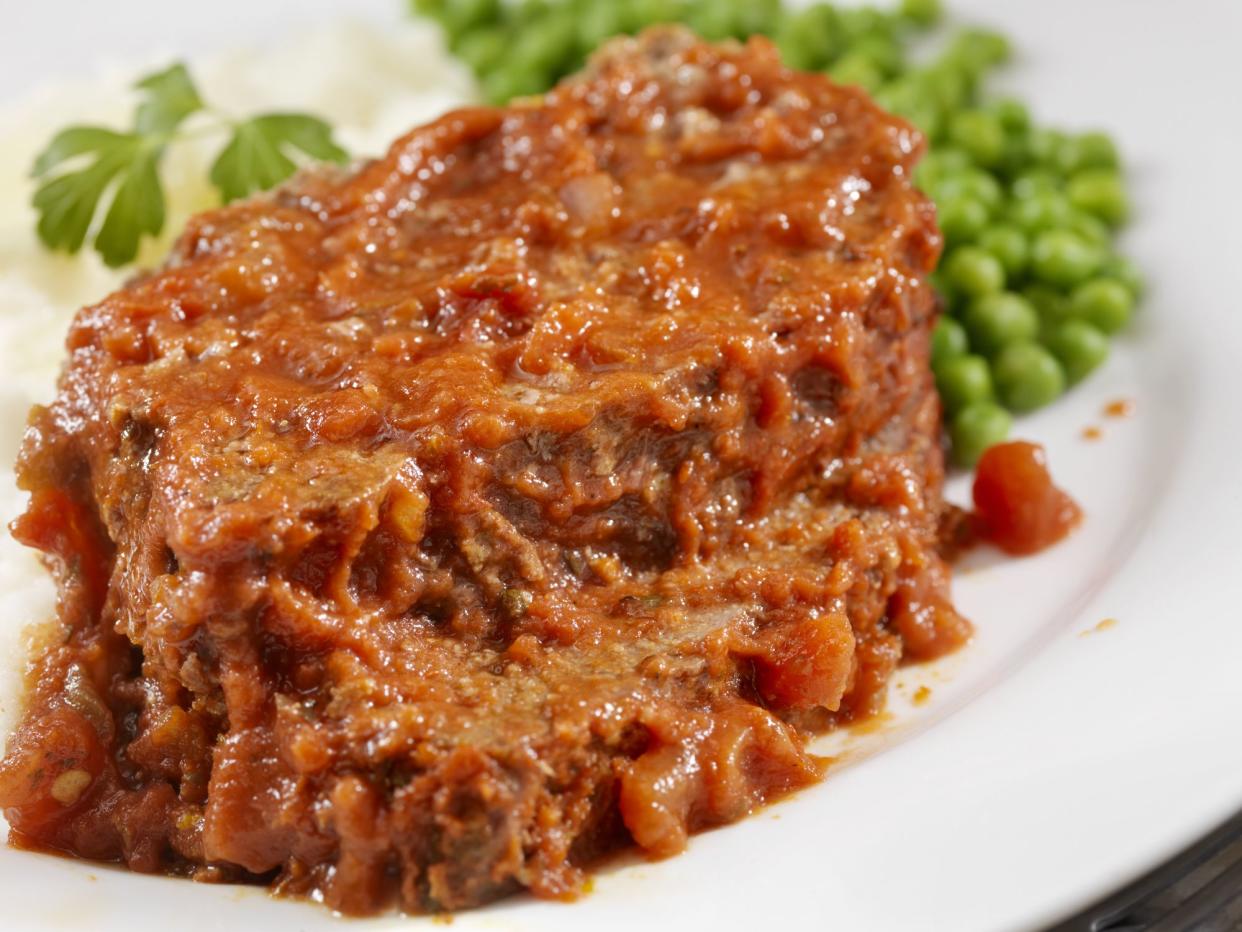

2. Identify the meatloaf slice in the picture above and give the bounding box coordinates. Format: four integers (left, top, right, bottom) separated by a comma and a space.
0, 27, 968, 915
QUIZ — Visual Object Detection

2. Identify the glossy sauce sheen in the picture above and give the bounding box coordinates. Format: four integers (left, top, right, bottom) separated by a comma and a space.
0, 30, 968, 914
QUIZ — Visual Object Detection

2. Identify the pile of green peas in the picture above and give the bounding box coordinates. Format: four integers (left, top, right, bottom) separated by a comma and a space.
412, 0, 1140, 467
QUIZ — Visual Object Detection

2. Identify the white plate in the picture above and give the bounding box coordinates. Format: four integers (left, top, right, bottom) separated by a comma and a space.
2, 1, 1242, 930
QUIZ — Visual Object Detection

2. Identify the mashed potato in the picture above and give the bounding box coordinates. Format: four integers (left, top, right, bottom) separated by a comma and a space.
0, 18, 475, 735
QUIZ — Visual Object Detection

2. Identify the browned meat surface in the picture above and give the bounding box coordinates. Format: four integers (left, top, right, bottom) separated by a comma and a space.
0, 28, 968, 915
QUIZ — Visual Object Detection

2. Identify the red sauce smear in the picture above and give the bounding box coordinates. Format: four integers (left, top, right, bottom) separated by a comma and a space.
972, 441, 1082, 555
1104, 398, 1135, 418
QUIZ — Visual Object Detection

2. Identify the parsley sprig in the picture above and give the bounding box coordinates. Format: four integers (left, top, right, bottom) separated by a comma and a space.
31, 63, 348, 268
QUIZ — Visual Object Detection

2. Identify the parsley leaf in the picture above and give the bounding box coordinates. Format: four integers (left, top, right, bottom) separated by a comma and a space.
30, 62, 348, 268
133, 63, 204, 135
94, 147, 166, 268
32, 126, 133, 178
30, 63, 204, 267
32, 129, 143, 258
209, 114, 348, 203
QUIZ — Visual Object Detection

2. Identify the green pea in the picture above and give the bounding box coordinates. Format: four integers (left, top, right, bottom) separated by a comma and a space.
933, 168, 1003, 214
686, 0, 742, 39
1023, 283, 1072, 325
1067, 169, 1129, 226
915, 64, 972, 114
928, 267, 954, 303
1008, 191, 1073, 233
840, 6, 898, 43
936, 354, 995, 415
938, 197, 990, 245
774, 33, 816, 70
1026, 127, 1069, 171
774, 29, 817, 70
1030, 230, 1102, 287
1100, 254, 1144, 299
510, 0, 554, 26
876, 81, 941, 137
943, 246, 1006, 297
628, 0, 691, 31
1010, 170, 1060, 200
899, 0, 943, 28
737, 0, 782, 36
992, 341, 1066, 412
852, 34, 905, 78
931, 316, 969, 367
1059, 131, 1120, 173
912, 159, 938, 193
1068, 278, 1135, 334
442, 0, 502, 39
776, 6, 846, 70
829, 52, 886, 93
512, 12, 578, 72
454, 27, 506, 71
977, 224, 1028, 277
482, 66, 547, 105
947, 28, 1011, 72
962, 291, 1039, 356
1067, 210, 1111, 249
951, 402, 1012, 467
1045, 319, 1110, 385
1080, 132, 1120, 168
993, 135, 1032, 179
946, 110, 1006, 168
577, 0, 630, 51
989, 97, 1030, 133
920, 147, 974, 182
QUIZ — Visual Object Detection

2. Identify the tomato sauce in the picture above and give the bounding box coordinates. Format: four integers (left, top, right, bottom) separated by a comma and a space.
972, 441, 1082, 556
0, 28, 967, 915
